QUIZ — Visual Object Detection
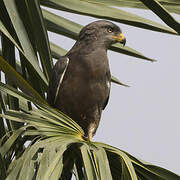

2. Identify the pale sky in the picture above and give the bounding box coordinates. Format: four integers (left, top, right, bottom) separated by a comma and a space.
48, 7, 180, 174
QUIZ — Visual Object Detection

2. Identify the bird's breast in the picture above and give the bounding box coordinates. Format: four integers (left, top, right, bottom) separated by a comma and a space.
64, 60, 109, 103
79, 50, 109, 78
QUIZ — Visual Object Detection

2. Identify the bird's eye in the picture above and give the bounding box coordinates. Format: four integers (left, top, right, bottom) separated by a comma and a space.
107, 27, 113, 33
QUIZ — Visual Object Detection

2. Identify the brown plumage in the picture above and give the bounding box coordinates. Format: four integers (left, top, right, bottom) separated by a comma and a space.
47, 20, 126, 140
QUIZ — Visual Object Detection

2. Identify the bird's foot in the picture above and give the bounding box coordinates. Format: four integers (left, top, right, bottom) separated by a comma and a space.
82, 133, 92, 142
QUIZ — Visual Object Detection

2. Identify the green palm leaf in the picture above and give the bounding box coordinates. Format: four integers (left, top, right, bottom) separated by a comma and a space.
81, 0, 180, 15
40, 0, 177, 34
0, 83, 179, 179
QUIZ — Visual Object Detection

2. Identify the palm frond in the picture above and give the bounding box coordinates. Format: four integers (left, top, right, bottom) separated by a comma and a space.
0, 83, 179, 179
40, 0, 178, 35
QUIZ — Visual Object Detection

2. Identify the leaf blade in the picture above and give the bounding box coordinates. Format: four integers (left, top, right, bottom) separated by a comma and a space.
41, 0, 177, 35
3, 0, 48, 86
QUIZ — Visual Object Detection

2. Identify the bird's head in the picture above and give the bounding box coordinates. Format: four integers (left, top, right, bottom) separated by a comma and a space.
78, 20, 126, 48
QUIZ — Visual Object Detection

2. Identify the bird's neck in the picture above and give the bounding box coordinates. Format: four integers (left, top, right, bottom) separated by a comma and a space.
68, 40, 108, 55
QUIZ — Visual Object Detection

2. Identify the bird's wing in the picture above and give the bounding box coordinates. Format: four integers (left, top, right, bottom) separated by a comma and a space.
103, 71, 111, 110
47, 57, 69, 106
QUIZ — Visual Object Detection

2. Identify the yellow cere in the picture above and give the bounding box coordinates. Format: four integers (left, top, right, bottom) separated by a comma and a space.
112, 33, 125, 42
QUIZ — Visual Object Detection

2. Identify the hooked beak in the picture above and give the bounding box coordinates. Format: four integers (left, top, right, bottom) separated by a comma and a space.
112, 33, 126, 46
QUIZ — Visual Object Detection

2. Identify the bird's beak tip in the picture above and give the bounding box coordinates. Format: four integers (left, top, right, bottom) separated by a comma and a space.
121, 38, 126, 46
112, 33, 126, 46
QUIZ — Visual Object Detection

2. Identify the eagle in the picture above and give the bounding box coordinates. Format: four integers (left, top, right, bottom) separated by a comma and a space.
47, 20, 126, 141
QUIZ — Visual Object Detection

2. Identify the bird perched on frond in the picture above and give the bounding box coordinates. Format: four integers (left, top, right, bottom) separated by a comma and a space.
47, 20, 126, 141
